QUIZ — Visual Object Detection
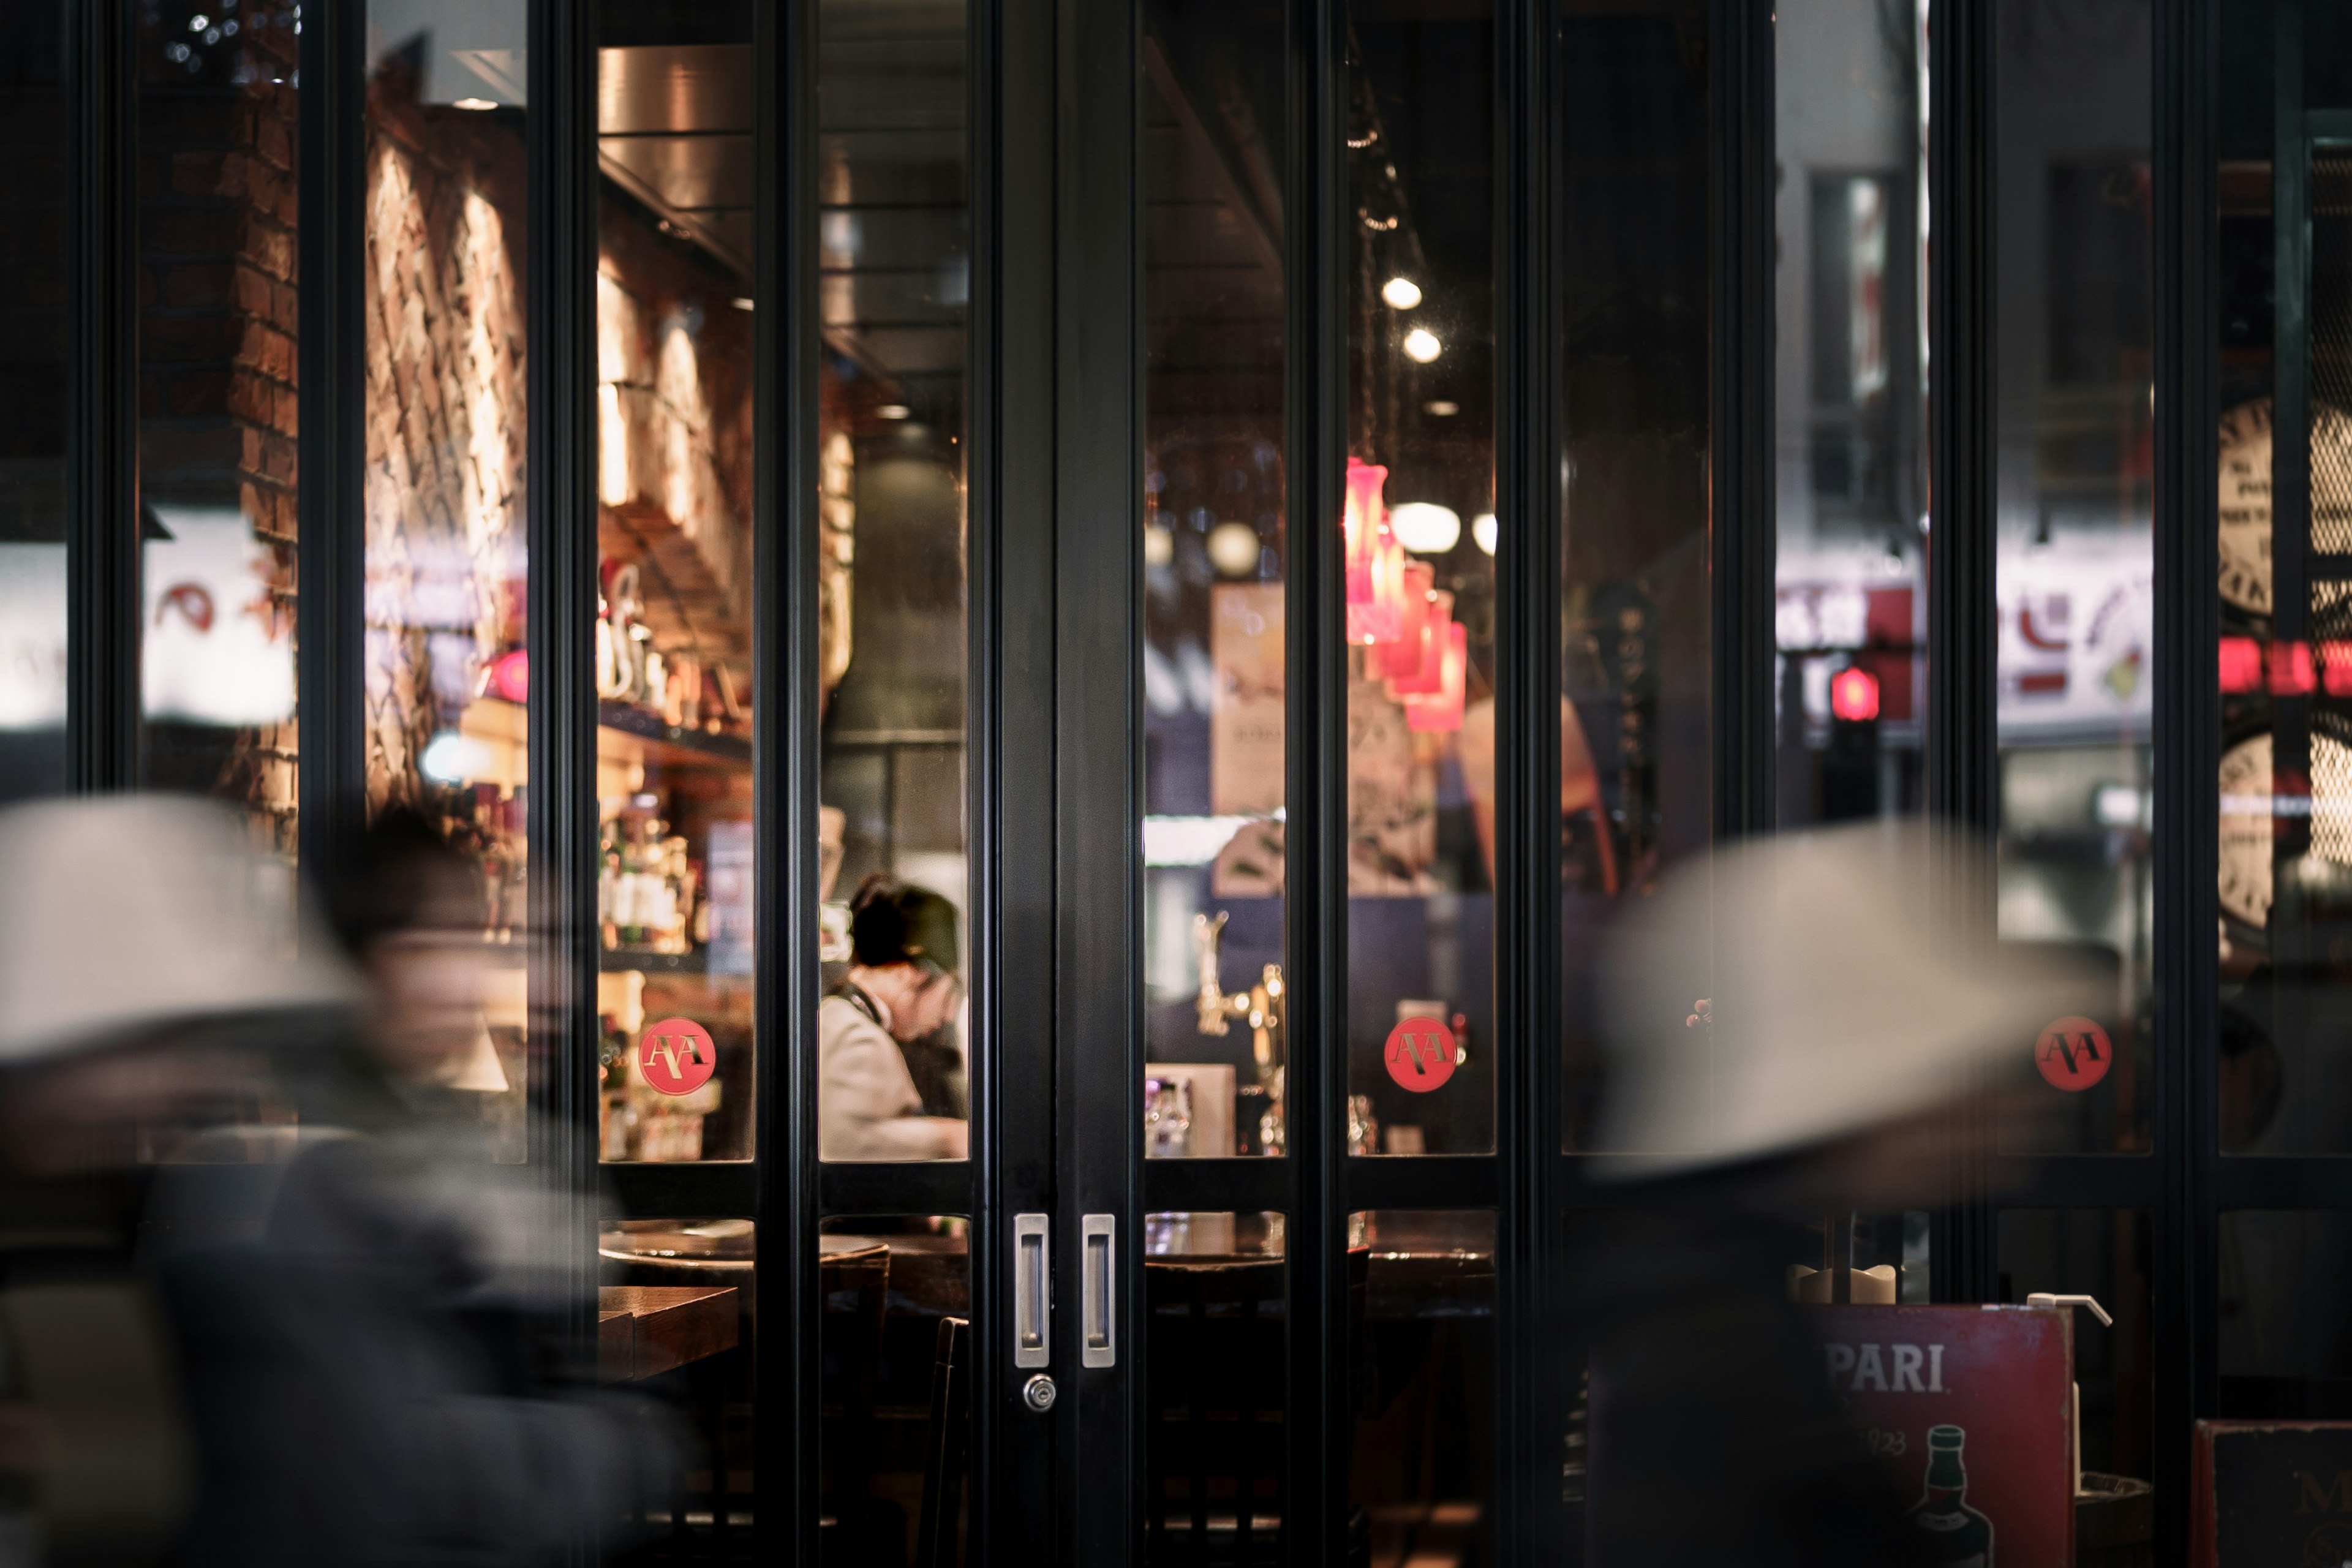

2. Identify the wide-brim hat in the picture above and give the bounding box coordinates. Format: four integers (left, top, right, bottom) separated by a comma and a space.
0, 795, 361, 1065
1593, 818, 2098, 1178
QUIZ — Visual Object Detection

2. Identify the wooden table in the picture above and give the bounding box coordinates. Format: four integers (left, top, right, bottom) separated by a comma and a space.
598, 1285, 740, 1382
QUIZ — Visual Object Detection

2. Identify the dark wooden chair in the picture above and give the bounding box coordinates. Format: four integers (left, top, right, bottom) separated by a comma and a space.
914, 1315, 971, 1568
1140, 1248, 1369, 1566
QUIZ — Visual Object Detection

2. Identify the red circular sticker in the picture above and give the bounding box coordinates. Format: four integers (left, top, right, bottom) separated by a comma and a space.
1384, 1016, 1458, 1093
638, 1017, 717, 1095
2035, 1015, 2113, 1092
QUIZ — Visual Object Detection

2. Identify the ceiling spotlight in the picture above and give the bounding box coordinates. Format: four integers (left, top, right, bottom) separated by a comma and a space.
730, 296, 755, 312
452, 96, 498, 111
1403, 328, 1442, 364
1389, 502, 1461, 554
1472, 512, 1498, 556
1425, 400, 1459, 418
876, 404, 911, 420
1381, 276, 1423, 310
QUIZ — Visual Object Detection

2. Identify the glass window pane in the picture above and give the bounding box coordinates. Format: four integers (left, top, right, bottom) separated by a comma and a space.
2212, 0, 2352, 1155
1991, 0, 2155, 1156
595, 4, 758, 1166
1140, 0, 1287, 1159
138, 0, 303, 859
816, 1215, 972, 1565
1773, 0, 1928, 831
2219, 1210, 2352, 1417
1559, 0, 1711, 1148
1341, 0, 1494, 1157
1351, 1210, 1494, 1559
1997, 1209, 2152, 1480
600, 1215, 757, 1534
0, 0, 68, 801
816, 0, 970, 1164
360, 0, 531, 1145
1144, 1212, 1287, 1553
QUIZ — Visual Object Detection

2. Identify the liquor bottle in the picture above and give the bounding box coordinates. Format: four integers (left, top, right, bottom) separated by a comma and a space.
1905, 1424, 1994, 1566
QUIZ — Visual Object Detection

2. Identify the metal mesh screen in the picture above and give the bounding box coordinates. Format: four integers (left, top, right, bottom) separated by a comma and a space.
2312, 153, 2352, 552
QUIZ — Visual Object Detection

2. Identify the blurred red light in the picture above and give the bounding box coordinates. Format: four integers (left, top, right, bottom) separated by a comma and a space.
2271, 639, 2316, 696
2218, 636, 2263, 693
1831, 666, 1880, 722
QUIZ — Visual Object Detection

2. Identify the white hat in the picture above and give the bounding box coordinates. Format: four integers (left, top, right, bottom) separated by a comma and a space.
0, 795, 361, 1064
1593, 818, 2097, 1177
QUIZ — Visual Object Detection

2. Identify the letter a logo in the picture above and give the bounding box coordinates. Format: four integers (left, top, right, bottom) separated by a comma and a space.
1384, 1015, 1458, 1093
2034, 1014, 2113, 1092
638, 1016, 718, 1095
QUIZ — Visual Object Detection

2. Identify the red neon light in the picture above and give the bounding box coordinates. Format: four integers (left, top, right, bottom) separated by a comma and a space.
2271, 639, 2318, 696
2218, 636, 2263, 693
1830, 665, 1881, 722
2324, 641, 2352, 697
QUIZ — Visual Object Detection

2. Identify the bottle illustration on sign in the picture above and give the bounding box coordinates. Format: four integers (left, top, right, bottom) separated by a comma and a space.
1906, 1424, 1994, 1566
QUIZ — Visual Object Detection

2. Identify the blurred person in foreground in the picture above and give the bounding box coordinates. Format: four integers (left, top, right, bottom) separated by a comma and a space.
0, 797, 678, 1566
1577, 818, 2092, 1567
820, 875, 968, 1159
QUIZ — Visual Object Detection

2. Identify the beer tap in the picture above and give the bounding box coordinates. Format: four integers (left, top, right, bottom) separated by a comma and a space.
1191, 911, 1286, 1153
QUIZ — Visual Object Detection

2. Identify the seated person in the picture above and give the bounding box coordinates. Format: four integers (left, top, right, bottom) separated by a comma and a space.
820, 875, 970, 1160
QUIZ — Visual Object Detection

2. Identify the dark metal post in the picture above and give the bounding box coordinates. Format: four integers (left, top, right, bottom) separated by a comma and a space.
1493, 0, 1567, 1556
1286, 0, 1350, 1553
66, 0, 138, 793
1710, 0, 1776, 843
524, 0, 600, 1365
296, 0, 364, 876
971, 0, 1063, 1551
1926, 0, 1999, 1306
752, 0, 824, 1551
2152, 0, 2219, 1550
1053, 0, 1142, 1552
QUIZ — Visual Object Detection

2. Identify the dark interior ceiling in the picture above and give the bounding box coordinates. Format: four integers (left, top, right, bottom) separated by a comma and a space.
592, 1, 1485, 456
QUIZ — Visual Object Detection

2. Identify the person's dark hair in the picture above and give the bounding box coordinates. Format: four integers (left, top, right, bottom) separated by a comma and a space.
848, 872, 959, 974
326, 808, 485, 957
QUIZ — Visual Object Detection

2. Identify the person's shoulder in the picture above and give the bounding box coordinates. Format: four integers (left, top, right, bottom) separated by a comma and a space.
820, 993, 888, 1040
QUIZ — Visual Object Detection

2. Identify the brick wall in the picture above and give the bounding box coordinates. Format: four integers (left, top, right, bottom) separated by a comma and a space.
136, 2, 301, 852
360, 56, 529, 815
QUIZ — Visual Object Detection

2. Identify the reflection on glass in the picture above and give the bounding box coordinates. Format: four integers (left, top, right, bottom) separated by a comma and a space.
2214, 0, 2352, 1155
2218, 1210, 2352, 1417
138, 0, 304, 856
1989, 0, 2154, 1157
1997, 1209, 2151, 1479
1341, 0, 1494, 1158
816, 1216, 972, 1566
361, 0, 530, 1134
0, 0, 67, 801
594, 7, 758, 1164
816, 0, 970, 1163
1144, 1212, 1288, 1556
1140, 0, 1287, 1158
599, 1215, 757, 1534
1558, 0, 1711, 1147
1349, 1210, 1494, 1562
1774, 0, 1927, 828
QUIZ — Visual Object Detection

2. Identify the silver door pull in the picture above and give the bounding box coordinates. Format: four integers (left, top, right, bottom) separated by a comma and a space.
1081, 1213, 1115, 1368
1014, 1213, 1050, 1369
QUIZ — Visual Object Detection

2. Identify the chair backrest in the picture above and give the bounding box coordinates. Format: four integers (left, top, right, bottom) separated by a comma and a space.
914, 1314, 971, 1568
1142, 1256, 1287, 1565
818, 1239, 891, 1508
